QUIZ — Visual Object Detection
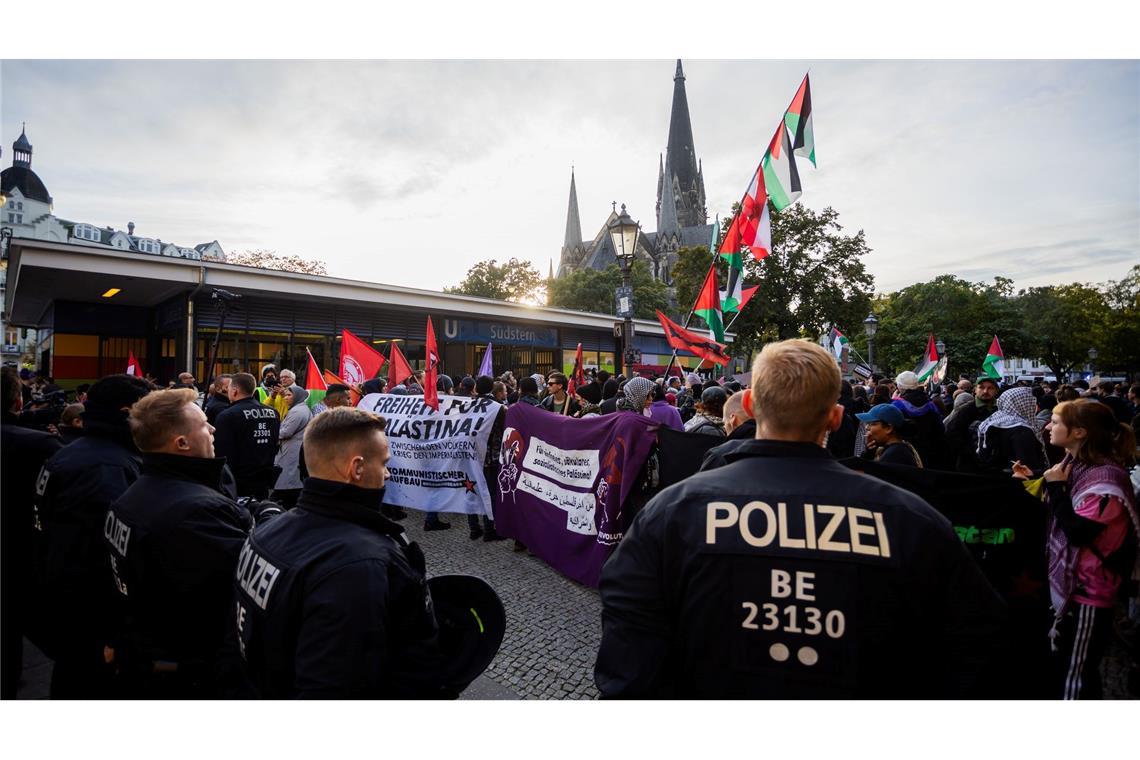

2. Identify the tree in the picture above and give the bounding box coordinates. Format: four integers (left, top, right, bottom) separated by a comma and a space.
226, 249, 329, 276
870, 276, 1030, 380
445, 258, 543, 303
547, 260, 670, 320
672, 205, 874, 359
1097, 264, 1140, 378
1017, 284, 1109, 381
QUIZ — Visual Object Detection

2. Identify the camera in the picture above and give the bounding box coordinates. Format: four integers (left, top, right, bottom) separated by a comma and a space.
211, 288, 242, 303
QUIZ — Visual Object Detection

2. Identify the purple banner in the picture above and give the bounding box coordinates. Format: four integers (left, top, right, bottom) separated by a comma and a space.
495, 404, 658, 587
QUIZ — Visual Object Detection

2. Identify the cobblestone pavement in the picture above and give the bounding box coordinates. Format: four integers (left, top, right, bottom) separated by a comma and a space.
406, 510, 602, 700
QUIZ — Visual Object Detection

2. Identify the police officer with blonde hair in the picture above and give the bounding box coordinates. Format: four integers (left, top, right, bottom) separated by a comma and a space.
103, 387, 254, 697
595, 339, 1006, 698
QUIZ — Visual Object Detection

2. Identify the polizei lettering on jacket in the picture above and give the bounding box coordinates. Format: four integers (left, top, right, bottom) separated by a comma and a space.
242, 407, 280, 420
236, 541, 282, 610
706, 501, 892, 558
104, 510, 131, 556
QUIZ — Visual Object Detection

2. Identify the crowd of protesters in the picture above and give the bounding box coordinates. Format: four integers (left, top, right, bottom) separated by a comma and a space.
2, 347, 1137, 701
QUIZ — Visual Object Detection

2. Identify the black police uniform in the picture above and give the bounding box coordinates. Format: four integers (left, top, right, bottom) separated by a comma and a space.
204, 392, 231, 426
1, 412, 63, 698
33, 419, 141, 697
595, 439, 1007, 699
104, 453, 251, 697
232, 478, 447, 698
213, 395, 280, 499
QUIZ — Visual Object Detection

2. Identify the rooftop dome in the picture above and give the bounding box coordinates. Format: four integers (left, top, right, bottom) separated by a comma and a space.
1, 165, 52, 205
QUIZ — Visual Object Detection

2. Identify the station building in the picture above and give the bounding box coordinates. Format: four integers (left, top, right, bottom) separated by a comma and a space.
4, 236, 737, 389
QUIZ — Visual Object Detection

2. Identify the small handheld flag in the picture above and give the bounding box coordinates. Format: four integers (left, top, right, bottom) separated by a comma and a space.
126, 351, 143, 377
982, 336, 1005, 381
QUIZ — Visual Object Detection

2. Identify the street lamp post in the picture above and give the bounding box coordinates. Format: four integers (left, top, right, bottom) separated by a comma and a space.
935, 339, 945, 356
863, 313, 879, 375
1088, 346, 1098, 378
608, 204, 640, 377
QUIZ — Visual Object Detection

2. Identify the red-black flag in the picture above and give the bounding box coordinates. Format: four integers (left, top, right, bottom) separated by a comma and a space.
656, 310, 731, 366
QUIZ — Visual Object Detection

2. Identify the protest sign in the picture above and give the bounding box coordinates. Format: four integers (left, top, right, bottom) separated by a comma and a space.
357, 393, 502, 516
655, 426, 724, 488
495, 403, 658, 587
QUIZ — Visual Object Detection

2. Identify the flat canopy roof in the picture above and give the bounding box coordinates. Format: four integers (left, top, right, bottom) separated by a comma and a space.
6, 238, 731, 342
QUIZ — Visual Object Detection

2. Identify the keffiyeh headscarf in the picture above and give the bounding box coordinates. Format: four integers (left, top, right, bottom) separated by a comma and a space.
976, 386, 1043, 454
617, 377, 654, 414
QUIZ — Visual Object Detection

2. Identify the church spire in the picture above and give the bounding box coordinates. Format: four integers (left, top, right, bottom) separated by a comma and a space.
563, 167, 582, 249
659, 59, 706, 229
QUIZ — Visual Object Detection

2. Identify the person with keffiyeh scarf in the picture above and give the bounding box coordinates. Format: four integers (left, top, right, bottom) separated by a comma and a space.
1014, 398, 1139, 699
976, 386, 1048, 477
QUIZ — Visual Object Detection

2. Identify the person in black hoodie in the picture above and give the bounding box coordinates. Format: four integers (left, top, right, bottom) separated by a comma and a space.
33, 372, 153, 698
1, 367, 64, 698
889, 371, 950, 471
204, 374, 232, 426
945, 376, 998, 472
103, 388, 255, 697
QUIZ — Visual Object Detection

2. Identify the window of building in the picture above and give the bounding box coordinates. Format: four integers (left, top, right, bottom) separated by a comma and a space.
16, 202, 22, 211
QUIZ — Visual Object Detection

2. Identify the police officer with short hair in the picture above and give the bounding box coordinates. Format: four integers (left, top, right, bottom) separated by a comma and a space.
33, 373, 153, 698
214, 372, 280, 499
103, 388, 254, 697
595, 339, 1007, 698
232, 407, 502, 698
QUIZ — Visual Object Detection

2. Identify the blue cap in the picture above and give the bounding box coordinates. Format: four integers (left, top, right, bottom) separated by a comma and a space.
856, 403, 905, 428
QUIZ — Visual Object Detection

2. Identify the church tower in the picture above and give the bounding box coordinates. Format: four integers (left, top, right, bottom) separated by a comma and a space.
656, 60, 707, 231
556, 168, 586, 277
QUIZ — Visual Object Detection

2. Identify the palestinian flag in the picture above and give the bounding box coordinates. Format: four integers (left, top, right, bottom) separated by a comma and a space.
982, 336, 1005, 381
656, 310, 731, 367
828, 327, 849, 361
693, 264, 725, 342
762, 122, 802, 211
304, 348, 328, 410
721, 166, 772, 263
913, 334, 939, 381
739, 284, 760, 312
784, 73, 816, 167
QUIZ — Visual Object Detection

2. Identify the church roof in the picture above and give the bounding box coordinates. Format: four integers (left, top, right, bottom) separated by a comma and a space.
1, 165, 53, 205
563, 169, 582, 249
13, 126, 32, 153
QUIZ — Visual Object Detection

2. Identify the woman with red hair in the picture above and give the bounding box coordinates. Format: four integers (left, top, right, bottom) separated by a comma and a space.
1028, 399, 1138, 699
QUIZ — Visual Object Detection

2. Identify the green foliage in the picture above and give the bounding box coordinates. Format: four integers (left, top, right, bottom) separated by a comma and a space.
1017, 283, 1111, 380
871, 275, 1030, 381
673, 205, 874, 358
547, 260, 670, 320
1096, 265, 1140, 376
445, 258, 543, 303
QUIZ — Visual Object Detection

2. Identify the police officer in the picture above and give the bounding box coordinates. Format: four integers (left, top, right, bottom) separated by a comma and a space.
232, 407, 474, 698
214, 372, 280, 499
1, 367, 63, 698
595, 340, 1007, 698
103, 388, 254, 697
33, 373, 153, 698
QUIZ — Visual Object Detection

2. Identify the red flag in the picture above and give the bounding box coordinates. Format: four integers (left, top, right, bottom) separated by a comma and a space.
424, 316, 440, 412
339, 329, 386, 387
388, 341, 415, 388
304, 349, 327, 391
656, 310, 731, 366
126, 350, 143, 377
567, 343, 585, 397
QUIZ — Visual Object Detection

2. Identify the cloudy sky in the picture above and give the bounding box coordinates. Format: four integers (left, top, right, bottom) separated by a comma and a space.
2, 59, 1136, 294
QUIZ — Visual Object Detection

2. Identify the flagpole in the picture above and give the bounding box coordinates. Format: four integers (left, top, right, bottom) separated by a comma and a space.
660, 72, 808, 383
661, 226, 725, 380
